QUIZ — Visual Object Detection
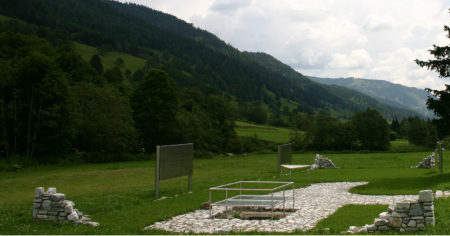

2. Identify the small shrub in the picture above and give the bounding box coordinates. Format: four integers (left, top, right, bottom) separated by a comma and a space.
389, 131, 397, 141
193, 150, 214, 159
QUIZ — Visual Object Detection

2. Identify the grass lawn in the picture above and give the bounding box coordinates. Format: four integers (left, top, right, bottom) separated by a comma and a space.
235, 121, 291, 143
72, 41, 146, 75
1, 151, 449, 234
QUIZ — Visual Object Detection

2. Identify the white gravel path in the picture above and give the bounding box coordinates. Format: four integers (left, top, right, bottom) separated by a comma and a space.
144, 182, 418, 234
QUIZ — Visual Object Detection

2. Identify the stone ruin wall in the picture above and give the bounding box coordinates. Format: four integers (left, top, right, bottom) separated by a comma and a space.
413, 153, 435, 168
347, 190, 450, 233
33, 187, 99, 227
311, 154, 339, 170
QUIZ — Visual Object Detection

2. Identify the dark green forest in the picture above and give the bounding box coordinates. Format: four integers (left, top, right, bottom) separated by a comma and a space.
0, 0, 439, 168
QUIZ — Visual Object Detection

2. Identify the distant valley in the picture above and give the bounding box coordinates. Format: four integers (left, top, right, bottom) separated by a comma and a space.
307, 76, 435, 118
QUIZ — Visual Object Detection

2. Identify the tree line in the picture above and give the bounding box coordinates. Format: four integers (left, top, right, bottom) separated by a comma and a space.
286, 109, 438, 152
0, 32, 253, 166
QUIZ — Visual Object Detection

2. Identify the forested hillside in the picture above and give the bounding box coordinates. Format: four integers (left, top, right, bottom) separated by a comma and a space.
0, 0, 424, 119
0, 0, 434, 167
245, 52, 425, 120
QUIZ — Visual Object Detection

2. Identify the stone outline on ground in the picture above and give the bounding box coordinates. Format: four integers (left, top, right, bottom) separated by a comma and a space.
144, 182, 419, 234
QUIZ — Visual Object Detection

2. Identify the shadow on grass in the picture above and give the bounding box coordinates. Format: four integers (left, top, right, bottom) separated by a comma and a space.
350, 172, 450, 195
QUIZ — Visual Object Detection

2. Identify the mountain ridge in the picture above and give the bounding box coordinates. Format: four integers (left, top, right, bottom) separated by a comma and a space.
307, 76, 434, 118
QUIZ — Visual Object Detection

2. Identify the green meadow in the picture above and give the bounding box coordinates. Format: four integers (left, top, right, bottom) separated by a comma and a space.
235, 121, 291, 143
72, 42, 146, 75
1, 151, 449, 234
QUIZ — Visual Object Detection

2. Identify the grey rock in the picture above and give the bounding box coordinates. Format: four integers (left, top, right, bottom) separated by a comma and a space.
378, 226, 389, 231
53, 208, 64, 212
38, 210, 48, 214
47, 187, 57, 194
58, 217, 66, 221
393, 212, 408, 217
435, 190, 444, 198
34, 198, 43, 203
390, 218, 402, 228
396, 202, 410, 209
84, 222, 100, 227
51, 193, 65, 202
48, 212, 58, 216
34, 187, 45, 198
36, 214, 48, 219
425, 217, 435, 226
33, 209, 38, 218
424, 212, 434, 217
407, 220, 416, 227
201, 201, 210, 209
423, 205, 433, 212
374, 218, 388, 226
48, 215, 57, 221
72, 220, 83, 225
379, 212, 391, 220
42, 200, 51, 210
65, 205, 73, 213
67, 212, 79, 221
417, 223, 425, 227
411, 216, 424, 220
419, 190, 433, 202
405, 227, 418, 232
409, 204, 423, 216
33, 203, 41, 208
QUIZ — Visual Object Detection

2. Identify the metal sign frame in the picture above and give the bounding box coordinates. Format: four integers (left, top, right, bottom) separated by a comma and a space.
155, 143, 193, 198
278, 143, 292, 172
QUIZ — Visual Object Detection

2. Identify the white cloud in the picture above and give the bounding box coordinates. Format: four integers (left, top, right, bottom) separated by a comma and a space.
209, 0, 252, 15
117, 0, 450, 89
363, 13, 397, 31
328, 50, 373, 69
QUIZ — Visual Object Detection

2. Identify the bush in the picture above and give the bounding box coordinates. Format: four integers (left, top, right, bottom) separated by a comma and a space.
389, 131, 398, 141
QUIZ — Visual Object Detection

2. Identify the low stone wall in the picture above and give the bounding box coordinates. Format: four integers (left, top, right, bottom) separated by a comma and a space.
346, 190, 443, 233
413, 153, 435, 168
33, 187, 99, 226
311, 154, 339, 170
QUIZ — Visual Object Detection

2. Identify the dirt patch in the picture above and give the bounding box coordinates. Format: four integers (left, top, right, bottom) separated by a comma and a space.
236, 125, 278, 130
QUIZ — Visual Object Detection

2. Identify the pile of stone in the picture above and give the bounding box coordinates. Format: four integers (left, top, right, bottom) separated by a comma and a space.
311, 154, 339, 170
33, 187, 99, 227
413, 153, 435, 168
346, 190, 435, 233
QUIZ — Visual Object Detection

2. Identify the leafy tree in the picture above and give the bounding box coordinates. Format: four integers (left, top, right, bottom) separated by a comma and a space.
89, 54, 103, 74
288, 114, 303, 151
351, 108, 390, 150
73, 82, 137, 152
390, 116, 401, 133
131, 69, 180, 152
389, 131, 398, 141
0, 32, 77, 161
115, 58, 124, 67
203, 95, 237, 152
408, 119, 438, 148
248, 106, 267, 124
282, 106, 290, 116
415, 13, 450, 138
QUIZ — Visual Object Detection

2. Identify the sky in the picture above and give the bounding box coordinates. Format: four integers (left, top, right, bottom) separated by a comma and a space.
119, 0, 450, 90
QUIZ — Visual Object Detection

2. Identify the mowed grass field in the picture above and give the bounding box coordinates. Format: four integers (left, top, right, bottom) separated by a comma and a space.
1, 151, 450, 234
235, 121, 291, 143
